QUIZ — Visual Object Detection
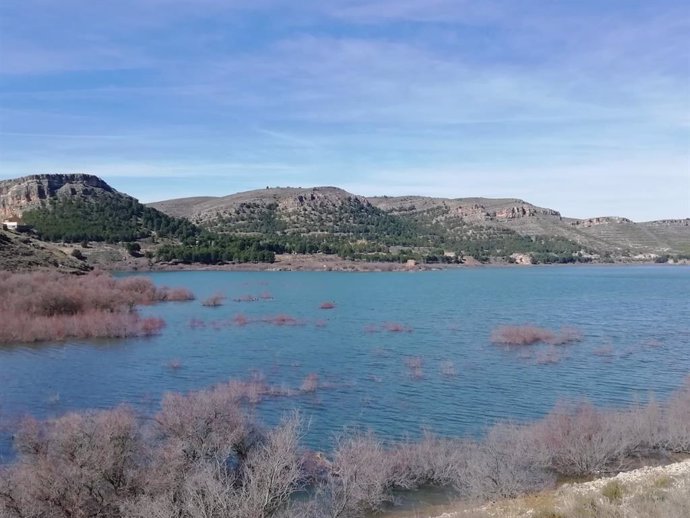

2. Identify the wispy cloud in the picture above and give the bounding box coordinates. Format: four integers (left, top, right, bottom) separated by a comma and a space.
0, 0, 687, 219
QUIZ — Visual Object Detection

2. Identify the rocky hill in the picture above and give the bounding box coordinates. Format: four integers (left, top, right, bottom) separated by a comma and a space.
1, 175, 687, 268
151, 186, 386, 233
151, 188, 690, 257
0, 229, 90, 273
0, 174, 199, 244
0, 174, 119, 219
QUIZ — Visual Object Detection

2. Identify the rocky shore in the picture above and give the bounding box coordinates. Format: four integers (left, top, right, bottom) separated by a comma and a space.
389, 459, 690, 518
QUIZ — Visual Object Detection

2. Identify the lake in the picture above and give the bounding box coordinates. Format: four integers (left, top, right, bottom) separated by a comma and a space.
1, 266, 689, 460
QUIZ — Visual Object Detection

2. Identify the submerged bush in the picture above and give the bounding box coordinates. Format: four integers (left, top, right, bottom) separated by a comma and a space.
491, 325, 583, 346
0, 271, 191, 344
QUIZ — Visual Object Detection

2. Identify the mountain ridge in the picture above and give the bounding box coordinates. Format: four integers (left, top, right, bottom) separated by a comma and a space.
149, 186, 690, 256
1, 175, 688, 268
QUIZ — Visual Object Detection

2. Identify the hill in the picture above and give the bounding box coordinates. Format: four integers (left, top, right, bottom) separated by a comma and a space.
150, 187, 690, 262
0, 174, 198, 243
0, 228, 90, 273
1, 175, 687, 269
0, 174, 277, 267
367, 195, 690, 256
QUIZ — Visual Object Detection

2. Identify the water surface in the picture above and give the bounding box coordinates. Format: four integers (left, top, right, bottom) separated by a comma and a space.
1, 266, 688, 459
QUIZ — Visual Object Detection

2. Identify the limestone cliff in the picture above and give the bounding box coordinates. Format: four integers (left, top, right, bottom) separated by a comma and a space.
0, 174, 118, 219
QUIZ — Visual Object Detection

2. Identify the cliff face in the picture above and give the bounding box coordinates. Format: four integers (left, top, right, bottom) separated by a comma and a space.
0, 174, 117, 219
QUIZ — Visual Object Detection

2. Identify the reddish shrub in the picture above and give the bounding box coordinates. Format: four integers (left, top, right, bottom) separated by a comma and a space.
263, 314, 303, 326
385, 322, 412, 333
404, 357, 424, 379
158, 287, 195, 302
188, 318, 206, 329
259, 291, 274, 300
301, 373, 319, 393
233, 314, 249, 326
547, 326, 583, 345
140, 317, 166, 336
319, 302, 336, 310
491, 325, 583, 346
0, 272, 186, 344
201, 293, 225, 307
491, 325, 556, 345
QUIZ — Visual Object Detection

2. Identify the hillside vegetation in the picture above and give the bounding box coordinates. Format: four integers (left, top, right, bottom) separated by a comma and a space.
2, 175, 688, 268
151, 186, 690, 264
1, 175, 279, 267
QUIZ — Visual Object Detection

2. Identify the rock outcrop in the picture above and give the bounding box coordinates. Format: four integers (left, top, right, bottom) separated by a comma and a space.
0, 174, 117, 219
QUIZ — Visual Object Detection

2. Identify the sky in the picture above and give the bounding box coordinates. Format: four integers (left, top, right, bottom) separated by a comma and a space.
0, 0, 688, 221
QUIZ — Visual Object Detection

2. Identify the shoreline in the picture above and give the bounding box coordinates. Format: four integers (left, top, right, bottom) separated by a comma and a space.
102, 253, 690, 274
385, 458, 690, 518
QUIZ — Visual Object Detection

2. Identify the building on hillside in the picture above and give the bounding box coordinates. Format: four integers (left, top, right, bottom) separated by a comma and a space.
2, 218, 28, 232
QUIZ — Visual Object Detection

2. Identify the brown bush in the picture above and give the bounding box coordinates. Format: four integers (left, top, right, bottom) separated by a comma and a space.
491, 325, 583, 347
202, 293, 226, 307
491, 325, 556, 345
300, 373, 319, 393
0, 406, 142, 518
0, 272, 189, 344
2, 376, 689, 518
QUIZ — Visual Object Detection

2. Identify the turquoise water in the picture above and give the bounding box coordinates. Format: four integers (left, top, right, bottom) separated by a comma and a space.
1, 266, 689, 459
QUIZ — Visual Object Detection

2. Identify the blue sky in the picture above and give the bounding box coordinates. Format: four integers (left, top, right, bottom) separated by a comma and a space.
0, 0, 688, 220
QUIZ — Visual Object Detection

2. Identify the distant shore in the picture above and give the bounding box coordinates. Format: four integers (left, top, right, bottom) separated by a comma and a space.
110, 253, 689, 273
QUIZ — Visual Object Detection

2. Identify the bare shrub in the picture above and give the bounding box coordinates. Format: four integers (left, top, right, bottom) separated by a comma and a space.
0, 406, 142, 518
233, 314, 249, 326
3, 377, 690, 517
159, 287, 195, 302
548, 327, 583, 345
491, 325, 556, 345
664, 376, 690, 453
491, 325, 583, 347
390, 432, 466, 489
235, 414, 303, 518
384, 322, 412, 333
319, 302, 336, 310
0, 272, 189, 344
301, 373, 319, 393
532, 402, 630, 476
263, 314, 303, 326
440, 360, 457, 377
153, 384, 249, 467
404, 357, 424, 379
202, 293, 226, 307
321, 433, 395, 517
464, 423, 553, 499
